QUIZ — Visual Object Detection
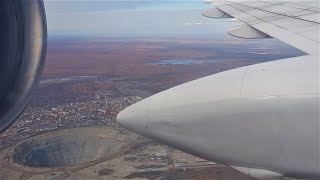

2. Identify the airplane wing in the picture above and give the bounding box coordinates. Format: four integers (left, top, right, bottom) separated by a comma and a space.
118, 1, 320, 179
203, 0, 319, 55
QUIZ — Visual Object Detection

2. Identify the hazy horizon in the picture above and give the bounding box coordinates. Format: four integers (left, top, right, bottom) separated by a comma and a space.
44, 1, 236, 39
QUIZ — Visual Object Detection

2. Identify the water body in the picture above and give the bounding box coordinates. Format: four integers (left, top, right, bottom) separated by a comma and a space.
148, 59, 214, 65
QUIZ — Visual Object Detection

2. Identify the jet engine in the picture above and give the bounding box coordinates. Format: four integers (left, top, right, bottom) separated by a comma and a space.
0, 0, 47, 133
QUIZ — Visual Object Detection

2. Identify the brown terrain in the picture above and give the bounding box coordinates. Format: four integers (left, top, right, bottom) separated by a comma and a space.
44, 37, 303, 87
0, 37, 303, 180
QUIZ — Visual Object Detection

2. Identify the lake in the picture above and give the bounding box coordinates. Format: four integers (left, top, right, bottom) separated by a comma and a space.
148, 59, 214, 65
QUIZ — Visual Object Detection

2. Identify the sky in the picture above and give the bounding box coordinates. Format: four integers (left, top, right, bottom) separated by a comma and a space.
44, 0, 235, 38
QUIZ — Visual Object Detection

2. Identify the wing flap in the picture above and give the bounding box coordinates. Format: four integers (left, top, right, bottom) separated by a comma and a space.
228, 24, 270, 39
202, 7, 232, 18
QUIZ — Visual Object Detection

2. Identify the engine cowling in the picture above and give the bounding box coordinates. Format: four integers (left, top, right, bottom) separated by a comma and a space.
0, 0, 47, 133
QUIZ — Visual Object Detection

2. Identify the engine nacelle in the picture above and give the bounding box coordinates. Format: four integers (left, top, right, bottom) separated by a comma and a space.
117, 55, 320, 178
0, 0, 47, 133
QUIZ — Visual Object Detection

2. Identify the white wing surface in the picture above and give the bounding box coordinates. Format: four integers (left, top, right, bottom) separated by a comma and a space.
205, 1, 320, 54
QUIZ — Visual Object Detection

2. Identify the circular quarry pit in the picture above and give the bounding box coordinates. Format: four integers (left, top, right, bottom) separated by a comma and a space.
12, 127, 133, 168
